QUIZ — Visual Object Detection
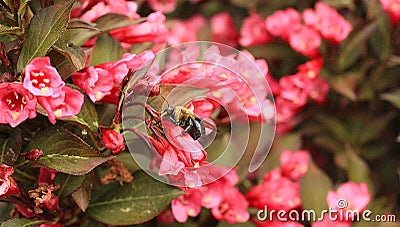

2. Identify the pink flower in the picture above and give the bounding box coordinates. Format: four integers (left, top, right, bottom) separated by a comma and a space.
246, 169, 301, 211
0, 164, 20, 197
111, 12, 169, 44
188, 99, 216, 119
303, 2, 353, 43
38, 167, 57, 185
379, 0, 400, 24
37, 222, 61, 227
275, 97, 299, 135
171, 188, 203, 222
239, 12, 272, 47
23, 57, 64, 97
279, 75, 308, 108
265, 8, 302, 41
100, 127, 125, 154
288, 25, 321, 57
327, 182, 371, 221
15, 204, 36, 218
91, 52, 155, 102
168, 15, 206, 45
77, 0, 139, 22
149, 122, 207, 186
305, 77, 329, 104
74, 51, 154, 104
201, 168, 239, 208
148, 0, 177, 13
0, 82, 37, 127
211, 187, 249, 224
157, 209, 175, 224
211, 12, 239, 47
312, 214, 351, 227
297, 58, 324, 79
280, 150, 310, 181
37, 86, 84, 124
72, 67, 114, 102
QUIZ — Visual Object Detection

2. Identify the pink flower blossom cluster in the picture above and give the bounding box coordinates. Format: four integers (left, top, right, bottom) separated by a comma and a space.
72, 0, 169, 50
236, 3, 353, 57
263, 3, 352, 57
0, 57, 84, 127
171, 168, 250, 224
246, 150, 371, 226
72, 51, 154, 104
274, 58, 329, 134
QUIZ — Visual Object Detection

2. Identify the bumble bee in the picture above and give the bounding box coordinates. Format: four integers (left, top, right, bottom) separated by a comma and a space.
161, 106, 206, 143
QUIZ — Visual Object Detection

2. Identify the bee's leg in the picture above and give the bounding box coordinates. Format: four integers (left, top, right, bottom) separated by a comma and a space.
180, 119, 193, 137
167, 116, 179, 125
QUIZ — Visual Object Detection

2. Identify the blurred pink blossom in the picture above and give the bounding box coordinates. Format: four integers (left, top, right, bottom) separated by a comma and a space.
148, 0, 177, 13
211, 12, 239, 47
239, 12, 272, 47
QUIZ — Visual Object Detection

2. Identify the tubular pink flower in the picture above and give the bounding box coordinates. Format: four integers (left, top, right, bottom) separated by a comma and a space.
0, 82, 37, 127
111, 12, 169, 44
168, 15, 206, 45
265, 8, 302, 41
280, 150, 310, 181
239, 12, 272, 47
211, 12, 239, 47
0, 164, 20, 197
171, 188, 203, 222
148, 0, 177, 13
37, 86, 84, 124
23, 57, 64, 98
327, 182, 371, 221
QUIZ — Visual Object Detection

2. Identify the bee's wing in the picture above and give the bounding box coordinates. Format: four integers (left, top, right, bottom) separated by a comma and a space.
199, 118, 218, 147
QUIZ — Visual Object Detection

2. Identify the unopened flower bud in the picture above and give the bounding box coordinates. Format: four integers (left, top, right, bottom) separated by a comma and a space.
101, 127, 125, 155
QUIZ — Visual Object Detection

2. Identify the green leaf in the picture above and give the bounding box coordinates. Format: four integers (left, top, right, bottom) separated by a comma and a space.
90, 34, 125, 66
95, 14, 145, 32
338, 20, 378, 71
0, 202, 14, 222
346, 148, 374, 194
1, 218, 45, 227
72, 173, 93, 212
369, 17, 391, 60
47, 50, 81, 80
329, 72, 360, 101
300, 159, 333, 216
0, 26, 22, 36
25, 127, 112, 175
62, 19, 100, 46
86, 171, 183, 225
17, 0, 74, 72
114, 153, 141, 173
321, 0, 355, 9
315, 115, 350, 143
53, 40, 86, 73
0, 130, 22, 165
17, 0, 32, 26
358, 113, 395, 145
380, 88, 400, 110
61, 92, 99, 132
55, 173, 86, 197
